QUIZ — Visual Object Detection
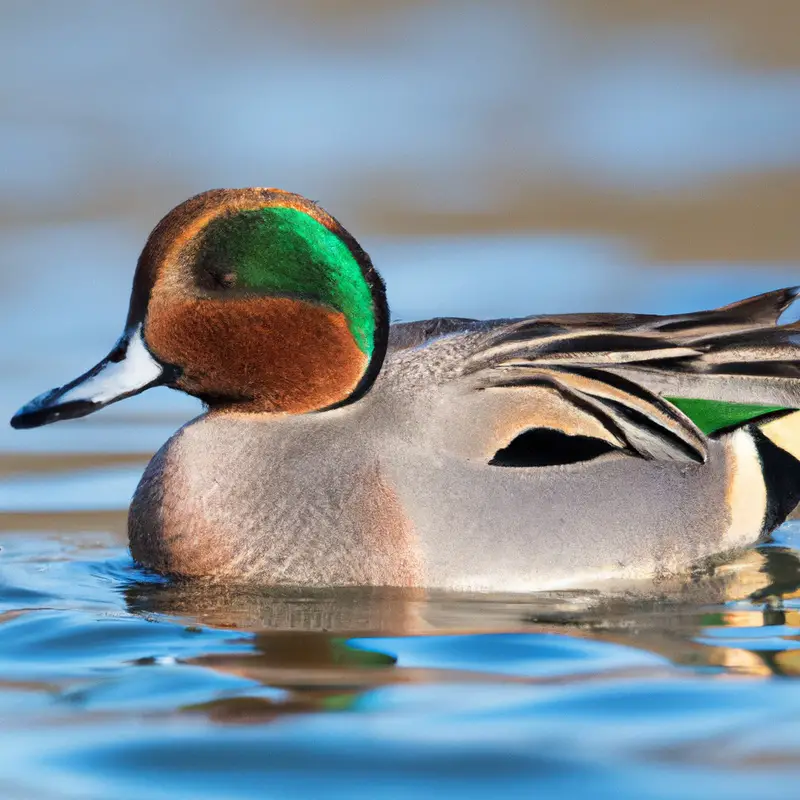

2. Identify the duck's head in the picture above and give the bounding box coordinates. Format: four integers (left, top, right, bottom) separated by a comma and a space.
11, 188, 389, 429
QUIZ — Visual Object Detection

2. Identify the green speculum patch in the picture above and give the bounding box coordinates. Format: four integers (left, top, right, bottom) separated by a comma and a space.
195, 207, 375, 356
666, 396, 791, 435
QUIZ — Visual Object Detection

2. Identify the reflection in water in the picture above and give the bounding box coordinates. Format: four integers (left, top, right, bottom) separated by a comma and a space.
125, 583, 429, 634
121, 545, 800, 638
0, 519, 799, 792
118, 538, 800, 730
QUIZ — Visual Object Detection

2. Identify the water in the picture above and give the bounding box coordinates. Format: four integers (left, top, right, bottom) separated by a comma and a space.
4, 1, 800, 797
3, 529, 800, 798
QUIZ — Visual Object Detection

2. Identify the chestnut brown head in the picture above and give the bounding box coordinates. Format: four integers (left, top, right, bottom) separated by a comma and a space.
11, 188, 389, 428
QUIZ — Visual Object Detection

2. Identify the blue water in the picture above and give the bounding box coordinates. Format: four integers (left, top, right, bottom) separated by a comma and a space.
2, 525, 800, 798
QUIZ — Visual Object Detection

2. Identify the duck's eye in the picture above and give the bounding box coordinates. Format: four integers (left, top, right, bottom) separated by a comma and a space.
208, 270, 237, 290
489, 428, 618, 467
194, 263, 238, 291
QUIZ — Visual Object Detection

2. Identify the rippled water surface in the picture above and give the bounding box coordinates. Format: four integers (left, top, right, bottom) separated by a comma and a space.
3, 523, 800, 798
4, 1, 800, 797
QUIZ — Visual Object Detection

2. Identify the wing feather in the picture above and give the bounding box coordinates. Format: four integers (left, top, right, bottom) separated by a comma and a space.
462, 287, 800, 462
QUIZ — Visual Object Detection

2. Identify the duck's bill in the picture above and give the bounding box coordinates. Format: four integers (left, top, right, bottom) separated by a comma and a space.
10, 326, 174, 430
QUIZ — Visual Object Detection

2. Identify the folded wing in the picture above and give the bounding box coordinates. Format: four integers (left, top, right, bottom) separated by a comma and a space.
463, 287, 800, 464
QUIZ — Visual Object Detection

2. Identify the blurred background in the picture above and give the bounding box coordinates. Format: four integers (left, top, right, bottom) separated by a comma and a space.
1, 0, 800, 469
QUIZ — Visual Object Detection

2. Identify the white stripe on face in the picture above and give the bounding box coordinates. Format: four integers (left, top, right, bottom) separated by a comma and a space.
11, 325, 167, 429
59, 326, 162, 405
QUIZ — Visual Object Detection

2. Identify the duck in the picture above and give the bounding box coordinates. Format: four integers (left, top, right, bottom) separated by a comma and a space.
11, 188, 800, 591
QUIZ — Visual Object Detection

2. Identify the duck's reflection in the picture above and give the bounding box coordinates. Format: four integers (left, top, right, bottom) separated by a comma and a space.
125, 582, 429, 633
712, 542, 800, 678
574, 543, 800, 679
123, 583, 423, 722
120, 539, 800, 724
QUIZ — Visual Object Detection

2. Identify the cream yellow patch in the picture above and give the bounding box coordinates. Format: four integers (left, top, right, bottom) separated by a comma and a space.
760, 411, 800, 461
495, 388, 620, 442
722, 429, 767, 549
463, 386, 622, 461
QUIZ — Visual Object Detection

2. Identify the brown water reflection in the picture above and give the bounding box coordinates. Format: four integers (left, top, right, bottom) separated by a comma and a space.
115, 541, 800, 729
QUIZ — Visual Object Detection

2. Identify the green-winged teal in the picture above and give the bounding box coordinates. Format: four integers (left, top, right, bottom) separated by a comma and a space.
12, 188, 800, 590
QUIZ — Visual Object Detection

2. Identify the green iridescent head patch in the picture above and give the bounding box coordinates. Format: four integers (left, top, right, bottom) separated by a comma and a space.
193, 207, 376, 357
